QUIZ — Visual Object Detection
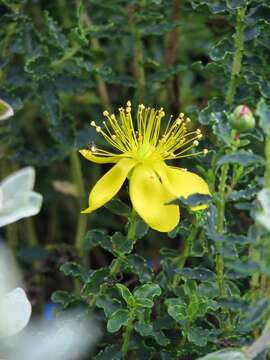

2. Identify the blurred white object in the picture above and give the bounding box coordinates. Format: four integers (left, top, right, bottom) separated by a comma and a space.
0, 243, 100, 360
257, 188, 270, 230
0, 288, 32, 337
0, 167, 43, 227
0, 245, 32, 338
0, 99, 14, 120
13, 313, 99, 360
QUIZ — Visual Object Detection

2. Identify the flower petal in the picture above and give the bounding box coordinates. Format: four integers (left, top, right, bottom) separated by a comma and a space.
0, 287, 32, 337
155, 162, 210, 210
79, 149, 120, 164
82, 158, 136, 213
0, 98, 14, 121
129, 165, 179, 232
0, 192, 43, 228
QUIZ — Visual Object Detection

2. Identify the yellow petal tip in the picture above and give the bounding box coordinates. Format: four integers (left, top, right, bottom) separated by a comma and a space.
81, 207, 92, 214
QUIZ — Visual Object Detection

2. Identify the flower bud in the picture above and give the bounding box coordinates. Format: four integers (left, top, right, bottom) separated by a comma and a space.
229, 105, 255, 131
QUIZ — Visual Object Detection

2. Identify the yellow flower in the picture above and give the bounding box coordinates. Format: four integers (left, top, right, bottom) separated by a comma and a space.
80, 102, 210, 232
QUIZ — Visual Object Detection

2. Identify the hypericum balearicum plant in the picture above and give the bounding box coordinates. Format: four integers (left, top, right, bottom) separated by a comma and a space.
79, 102, 210, 232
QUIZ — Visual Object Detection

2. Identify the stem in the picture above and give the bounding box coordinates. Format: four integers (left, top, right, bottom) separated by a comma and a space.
225, 6, 246, 106
172, 219, 198, 288
82, 12, 112, 112
215, 6, 246, 297
6, 223, 18, 254
164, 0, 181, 112
25, 218, 38, 246
70, 151, 88, 265
128, 5, 145, 103
127, 209, 137, 241
215, 164, 229, 297
122, 310, 135, 356
134, 33, 145, 103
110, 210, 137, 277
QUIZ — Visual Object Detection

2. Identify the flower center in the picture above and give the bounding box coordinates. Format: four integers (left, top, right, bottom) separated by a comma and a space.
88, 101, 208, 162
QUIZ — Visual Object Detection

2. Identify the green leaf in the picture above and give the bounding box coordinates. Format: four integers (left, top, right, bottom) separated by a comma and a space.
107, 309, 129, 333
188, 326, 210, 347
197, 349, 247, 360
134, 322, 170, 346
25, 55, 51, 80
175, 267, 216, 281
111, 232, 134, 255
96, 294, 122, 318
82, 268, 110, 295
116, 284, 135, 306
256, 98, 270, 134
135, 219, 149, 240
198, 98, 225, 125
40, 81, 61, 126
136, 298, 154, 308
166, 298, 186, 324
124, 254, 153, 282
229, 187, 258, 201
51, 290, 78, 308
60, 262, 88, 281
210, 39, 234, 61
134, 283, 161, 301
105, 198, 130, 216
171, 193, 212, 207
226, 0, 246, 9
217, 151, 264, 167
238, 299, 270, 332
84, 229, 113, 253
94, 345, 122, 360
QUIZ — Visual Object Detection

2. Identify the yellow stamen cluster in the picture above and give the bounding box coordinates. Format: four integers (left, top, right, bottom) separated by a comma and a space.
89, 101, 208, 162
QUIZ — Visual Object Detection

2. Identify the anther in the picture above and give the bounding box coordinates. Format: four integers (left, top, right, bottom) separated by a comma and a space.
127, 100, 131, 107
196, 129, 201, 134
103, 111, 109, 116
186, 117, 191, 123
193, 140, 199, 146
96, 126, 101, 132
198, 134, 203, 139
171, 153, 176, 158
176, 119, 182, 125
126, 107, 131, 113
111, 114, 116, 120
90, 121, 96, 127
112, 135, 117, 140
203, 149, 208, 154
179, 112, 185, 118
182, 168, 187, 172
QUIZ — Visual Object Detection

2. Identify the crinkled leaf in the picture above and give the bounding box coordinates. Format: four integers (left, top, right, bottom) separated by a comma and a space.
82, 268, 110, 295
134, 283, 161, 301
217, 151, 264, 167
107, 309, 129, 333
175, 267, 216, 281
